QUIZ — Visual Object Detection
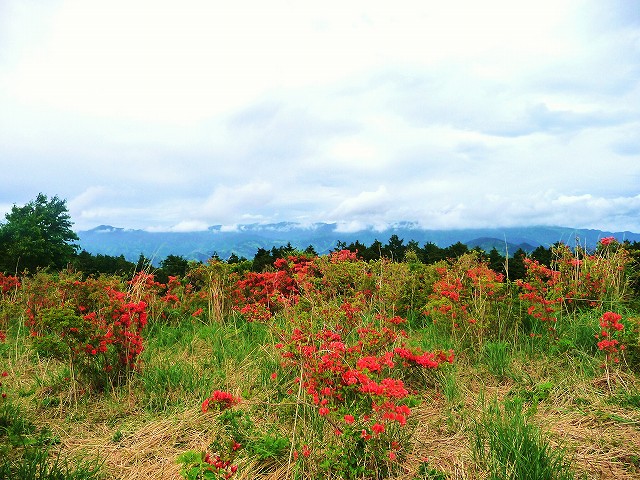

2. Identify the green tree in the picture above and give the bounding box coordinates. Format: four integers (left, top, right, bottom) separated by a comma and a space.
421, 242, 446, 264
135, 253, 154, 272
252, 248, 275, 272
159, 254, 190, 278
488, 247, 506, 275
72, 250, 136, 277
530, 245, 552, 267
443, 241, 469, 259
383, 234, 406, 261
507, 248, 527, 281
0, 193, 79, 273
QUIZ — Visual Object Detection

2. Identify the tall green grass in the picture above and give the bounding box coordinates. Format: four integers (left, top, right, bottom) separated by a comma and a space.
472, 398, 577, 480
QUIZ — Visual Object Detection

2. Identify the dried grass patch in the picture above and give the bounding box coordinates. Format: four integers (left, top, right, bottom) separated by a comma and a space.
47, 405, 218, 480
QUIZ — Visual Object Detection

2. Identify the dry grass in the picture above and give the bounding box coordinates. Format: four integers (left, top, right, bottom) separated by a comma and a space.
3, 324, 640, 480
41, 402, 218, 480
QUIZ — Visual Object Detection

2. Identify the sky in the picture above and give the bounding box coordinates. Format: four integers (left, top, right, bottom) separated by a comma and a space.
1, 0, 639, 233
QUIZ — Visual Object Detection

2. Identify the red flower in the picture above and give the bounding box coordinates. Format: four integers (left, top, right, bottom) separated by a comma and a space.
302, 444, 311, 457
371, 423, 385, 435
202, 390, 241, 412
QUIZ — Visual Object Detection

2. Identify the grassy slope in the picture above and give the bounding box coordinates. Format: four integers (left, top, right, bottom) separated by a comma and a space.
1, 311, 639, 480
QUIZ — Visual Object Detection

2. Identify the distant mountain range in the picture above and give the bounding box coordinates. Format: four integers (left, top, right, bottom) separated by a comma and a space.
75, 222, 640, 265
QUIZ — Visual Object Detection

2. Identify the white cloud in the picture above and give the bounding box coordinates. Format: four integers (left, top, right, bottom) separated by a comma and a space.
330, 186, 391, 219
0, 0, 639, 233
147, 221, 210, 233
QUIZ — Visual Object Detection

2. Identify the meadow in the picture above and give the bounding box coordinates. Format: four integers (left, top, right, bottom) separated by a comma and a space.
0, 238, 639, 479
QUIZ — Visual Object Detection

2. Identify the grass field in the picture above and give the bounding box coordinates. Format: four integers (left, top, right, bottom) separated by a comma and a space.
1, 245, 639, 479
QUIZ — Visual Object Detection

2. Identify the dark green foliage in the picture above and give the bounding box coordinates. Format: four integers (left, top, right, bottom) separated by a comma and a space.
507, 248, 527, 280
135, 253, 154, 272
155, 254, 190, 283
0, 193, 79, 274
443, 241, 469, 259
71, 250, 136, 278
422, 242, 447, 264
252, 248, 275, 272
251, 243, 302, 272
226, 252, 247, 264
382, 234, 406, 261
530, 245, 553, 266
488, 247, 506, 275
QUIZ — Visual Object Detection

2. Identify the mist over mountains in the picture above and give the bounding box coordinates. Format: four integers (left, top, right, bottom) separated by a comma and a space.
76, 222, 640, 265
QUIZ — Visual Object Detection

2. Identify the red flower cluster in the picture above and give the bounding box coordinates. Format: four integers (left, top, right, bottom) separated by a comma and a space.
23, 273, 149, 386
517, 259, 563, 325
202, 452, 238, 479
428, 257, 506, 344
596, 311, 625, 364
599, 237, 616, 247
202, 390, 241, 413
276, 316, 449, 444
128, 272, 205, 323
0, 273, 20, 294
233, 255, 319, 321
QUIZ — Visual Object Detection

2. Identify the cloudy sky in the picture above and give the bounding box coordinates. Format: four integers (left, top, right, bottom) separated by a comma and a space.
1, 0, 639, 233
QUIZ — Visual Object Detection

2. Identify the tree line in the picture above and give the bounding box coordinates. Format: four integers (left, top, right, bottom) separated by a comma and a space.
2, 194, 639, 286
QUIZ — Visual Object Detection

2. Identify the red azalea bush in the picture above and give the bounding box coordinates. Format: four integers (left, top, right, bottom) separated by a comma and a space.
516, 258, 564, 332
127, 272, 207, 325
274, 312, 453, 478
0, 273, 20, 295
201, 390, 241, 413
0, 272, 21, 332
427, 253, 507, 347
232, 254, 319, 322
23, 272, 148, 389
552, 239, 629, 310
596, 311, 625, 366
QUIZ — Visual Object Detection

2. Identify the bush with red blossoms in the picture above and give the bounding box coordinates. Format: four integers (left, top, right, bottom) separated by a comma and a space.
427, 253, 507, 347
177, 449, 239, 480
274, 312, 453, 478
127, 271, 208, 325
23, 272, 148, 390
552, 240, 629, 311
232, 254, 319, 322
596, 311, 625, 366
516, 258, 564, 333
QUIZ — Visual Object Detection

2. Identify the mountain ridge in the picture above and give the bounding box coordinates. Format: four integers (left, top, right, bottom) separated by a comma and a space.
75, 223, 640, 265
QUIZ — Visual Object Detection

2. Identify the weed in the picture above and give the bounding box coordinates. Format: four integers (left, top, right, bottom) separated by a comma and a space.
472, 398, 576, 480
483, 340, 511, 379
